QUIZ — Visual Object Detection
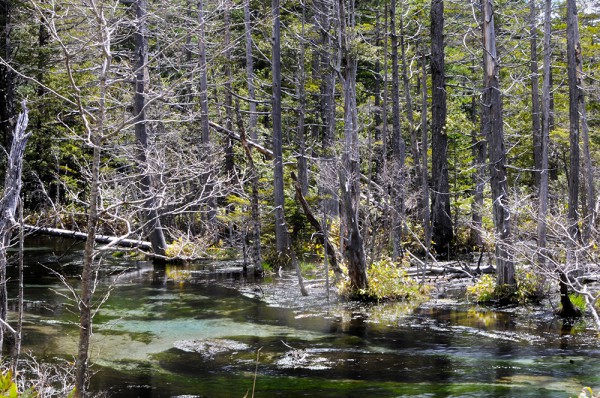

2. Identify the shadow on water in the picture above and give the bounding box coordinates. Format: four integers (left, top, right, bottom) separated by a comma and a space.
6, 236, 600, 397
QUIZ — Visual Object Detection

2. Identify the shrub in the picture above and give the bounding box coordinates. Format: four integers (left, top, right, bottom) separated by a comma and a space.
340, 258, 429, 302
467, 274, 496, 303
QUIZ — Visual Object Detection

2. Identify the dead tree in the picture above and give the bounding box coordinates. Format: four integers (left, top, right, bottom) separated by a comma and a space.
0, 101, 29, 355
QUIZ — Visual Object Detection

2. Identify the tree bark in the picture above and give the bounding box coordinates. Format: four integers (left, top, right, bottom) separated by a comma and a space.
134, 0, 167, 258
430, 0, 453, 256
481, 0, 515, 288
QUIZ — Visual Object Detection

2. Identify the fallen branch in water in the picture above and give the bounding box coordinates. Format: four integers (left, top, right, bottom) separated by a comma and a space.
23, 225, 153, 251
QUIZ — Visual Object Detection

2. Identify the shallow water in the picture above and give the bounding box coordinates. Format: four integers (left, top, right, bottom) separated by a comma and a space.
7, 237, 600, 397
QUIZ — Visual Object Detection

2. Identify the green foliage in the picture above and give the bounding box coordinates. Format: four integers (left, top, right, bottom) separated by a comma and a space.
469, 269, 545, 305
0, 371, 37, 398
565, 293, 587, 313
467, 274, 497, 303
345, 258, 429, 302
514, 268, 545, 304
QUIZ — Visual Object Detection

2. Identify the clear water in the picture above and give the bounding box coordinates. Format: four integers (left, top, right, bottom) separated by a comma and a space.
8, 237, 600, 397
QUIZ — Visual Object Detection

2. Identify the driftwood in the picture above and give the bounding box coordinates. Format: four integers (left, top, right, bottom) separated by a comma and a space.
290, 172, 342, 276
23, 225, 153, 251
406, 261, 496, 279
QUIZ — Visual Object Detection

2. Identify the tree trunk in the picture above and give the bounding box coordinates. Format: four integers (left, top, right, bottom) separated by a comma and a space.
420, 46, 431, 271
296, 7, 309, 196
134, 0, 167, 258
390, 0, 405, 258
198, 0, 210, 145
223, 2, 235, 178
481, 0, 515, 288
470, 79, 486, 249
315, 0, 338, 218
530, 0, 542, 189
338, 0, 368, 292
243, 0, 258, 141
537, 0, 551, 270
272, 0, 287, 254
566, 0, 581, 248
401, 13, 420, 191
75, 140, 100, 398
0, 102, 29, 355
430, 0, 453, 256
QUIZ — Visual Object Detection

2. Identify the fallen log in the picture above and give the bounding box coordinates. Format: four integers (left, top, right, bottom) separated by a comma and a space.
290, 172, 343, 276
23, 225, 153, 251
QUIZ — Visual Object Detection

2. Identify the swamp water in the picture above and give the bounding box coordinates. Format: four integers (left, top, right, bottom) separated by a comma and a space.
7, 237, 600, 397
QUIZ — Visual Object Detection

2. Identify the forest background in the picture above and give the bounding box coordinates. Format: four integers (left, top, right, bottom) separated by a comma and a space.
0, 0, 599, 394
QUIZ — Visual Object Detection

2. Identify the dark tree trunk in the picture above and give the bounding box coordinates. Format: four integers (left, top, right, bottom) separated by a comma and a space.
223, 3, 235, 177
134, 0, 167, 257
430, 0, 453, 256
373, 9, 383, 178
272, 0, 287, 254
420, 47, 431, 265
338, 0, 368, 292
530, 0, 542, 189
481, 0, 515, 288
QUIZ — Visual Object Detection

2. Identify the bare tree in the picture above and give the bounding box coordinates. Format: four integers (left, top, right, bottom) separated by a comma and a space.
133, 0, 167, 258
0, 101, 29, 355
480, 0, 515, 288
272, 0, 287, 254
337, 0, 368, 292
